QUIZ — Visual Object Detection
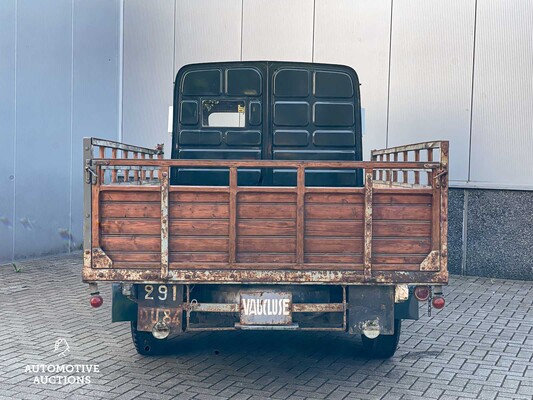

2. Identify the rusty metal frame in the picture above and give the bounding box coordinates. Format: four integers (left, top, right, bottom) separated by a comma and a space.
182, 285, 347, 332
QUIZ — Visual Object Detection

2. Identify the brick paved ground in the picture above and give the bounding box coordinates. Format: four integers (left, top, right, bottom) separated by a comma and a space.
0, 254, 532, 400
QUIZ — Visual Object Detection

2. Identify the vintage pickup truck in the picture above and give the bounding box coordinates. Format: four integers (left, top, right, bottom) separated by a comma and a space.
83, 61, 448, 358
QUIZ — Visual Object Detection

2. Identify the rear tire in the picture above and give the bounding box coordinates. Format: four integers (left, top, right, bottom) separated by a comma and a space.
130, 321, 170, 355
361, 319, 401, 358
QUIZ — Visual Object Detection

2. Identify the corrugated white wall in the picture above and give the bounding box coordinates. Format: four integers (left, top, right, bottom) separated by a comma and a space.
0, 0, 121, 262
1, 0, 531, 261
121, 0, 532, 189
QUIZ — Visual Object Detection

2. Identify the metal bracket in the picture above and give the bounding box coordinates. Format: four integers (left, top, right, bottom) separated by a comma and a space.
433, 169, 447, 188
85, 160, 97, 184
420, 250, 440, 271
92, 247, 113, 269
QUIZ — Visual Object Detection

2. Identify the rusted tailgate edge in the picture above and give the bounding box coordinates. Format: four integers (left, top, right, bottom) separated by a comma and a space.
82, 268, 447, 285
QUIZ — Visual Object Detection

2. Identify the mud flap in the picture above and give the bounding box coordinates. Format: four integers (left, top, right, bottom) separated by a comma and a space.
348, 286, 394, 335
111, 284, 137, 322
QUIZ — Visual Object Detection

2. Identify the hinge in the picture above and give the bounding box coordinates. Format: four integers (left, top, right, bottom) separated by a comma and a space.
433, 169, 447, 188
85, 160, 97, 184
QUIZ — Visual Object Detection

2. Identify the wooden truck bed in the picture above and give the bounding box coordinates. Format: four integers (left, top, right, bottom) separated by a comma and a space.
82, 138, 448, 285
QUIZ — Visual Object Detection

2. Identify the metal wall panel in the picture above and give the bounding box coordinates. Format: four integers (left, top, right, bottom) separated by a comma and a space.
14, 0, 72, 257
387, 0, 475, 183
122, 0, 174, 152
175, 0, 242, 72
0, 1, 15, 261
71, 0, 120, 248
469, 0, 533, 188
314, 0, 391, 160
242, 0, 314, 62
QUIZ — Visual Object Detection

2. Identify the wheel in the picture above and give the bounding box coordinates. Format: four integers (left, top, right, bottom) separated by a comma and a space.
130, 321, 170, 355
361, 319, 401, 358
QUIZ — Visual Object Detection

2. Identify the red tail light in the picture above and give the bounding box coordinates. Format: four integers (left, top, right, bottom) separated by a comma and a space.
414, 286, 430, 301
90, 294, 103, 308
432, 296, 445, 309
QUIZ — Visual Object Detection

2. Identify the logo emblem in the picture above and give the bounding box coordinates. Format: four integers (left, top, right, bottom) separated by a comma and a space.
54, 338, 70, 357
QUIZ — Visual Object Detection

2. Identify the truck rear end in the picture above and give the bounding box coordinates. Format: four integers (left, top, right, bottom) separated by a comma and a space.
83, 62, 449, 358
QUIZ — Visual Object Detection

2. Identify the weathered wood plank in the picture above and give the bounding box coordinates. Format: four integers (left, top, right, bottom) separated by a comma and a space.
238, 220, 296, 236
304, 253, 363, 264
373, 193, 432, 204
170, 192, 228, 203
373, 238, 431, 254
170, 252, 228, 263
305, 238, 364, 253
373, 221, 431, 237
237, 237, 296, 253
237, 204, 296, 219
169, 237, 228, 252
170, 203, 229, 219
305, 204, 364, 220
237, 253, 296, 263
101, 202, 160, 218
170, 220, 229, 236
100, 191, 160, 202
238, 192, 296, 203
373, 205, 431, 220
101, 235, 161, 252
372, 255, 427, 264
101, 218, 161, 235
305, 220, 364, 237
304, 193, 365, 204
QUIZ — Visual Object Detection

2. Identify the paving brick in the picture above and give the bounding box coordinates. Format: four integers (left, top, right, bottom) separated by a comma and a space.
1, 254, 533, 400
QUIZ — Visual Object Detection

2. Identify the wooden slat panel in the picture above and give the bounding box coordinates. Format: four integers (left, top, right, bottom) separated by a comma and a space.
101, 202, 160, 218
170, 220, 228, 236
107, 251, 161, 262
170, 252, 228, 263
373, 264, 420, 271
170, 203, 229, 219
305, 193, 365, 204
373, 193, 432, 204
237, 204, 296, 219
372, 255, 427, 264
238, 220, 296, 236
101, 235, 160, 252
305, 204, 364, 220
373, 221, 431, 237
238, 193, 296, 203
305, 220, 364, 237
170, 192, 228, 203
113, 262, 158, 269
101, 218, 161, 235
373, 238, 431, 254
305, 238, 363, 253
100, 191, 160, 202
304, 254, 363, 264
237, 253, 296, 263
373, 205, 431, 220
237, 237, 296, 253
169, 237, 228, 252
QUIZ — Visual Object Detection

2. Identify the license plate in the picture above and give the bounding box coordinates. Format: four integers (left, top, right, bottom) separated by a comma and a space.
240, 292, 292, 325
137, 307, 182, 332
136, 284, 181, 305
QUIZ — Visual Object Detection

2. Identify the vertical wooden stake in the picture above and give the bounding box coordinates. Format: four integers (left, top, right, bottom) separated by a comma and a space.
363, 171, 373, 279
296, 165, 305, 265
414, 150, 420, 185
160, 167, 169, 279
402, 151, 408, 183
228, 167, 237, 265
111, 148, 117, 183
124, 151, 129, 183
133, 152, 139, 182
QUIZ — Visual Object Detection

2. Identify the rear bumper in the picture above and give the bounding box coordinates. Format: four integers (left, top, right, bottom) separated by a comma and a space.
111, 283, 420, 334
